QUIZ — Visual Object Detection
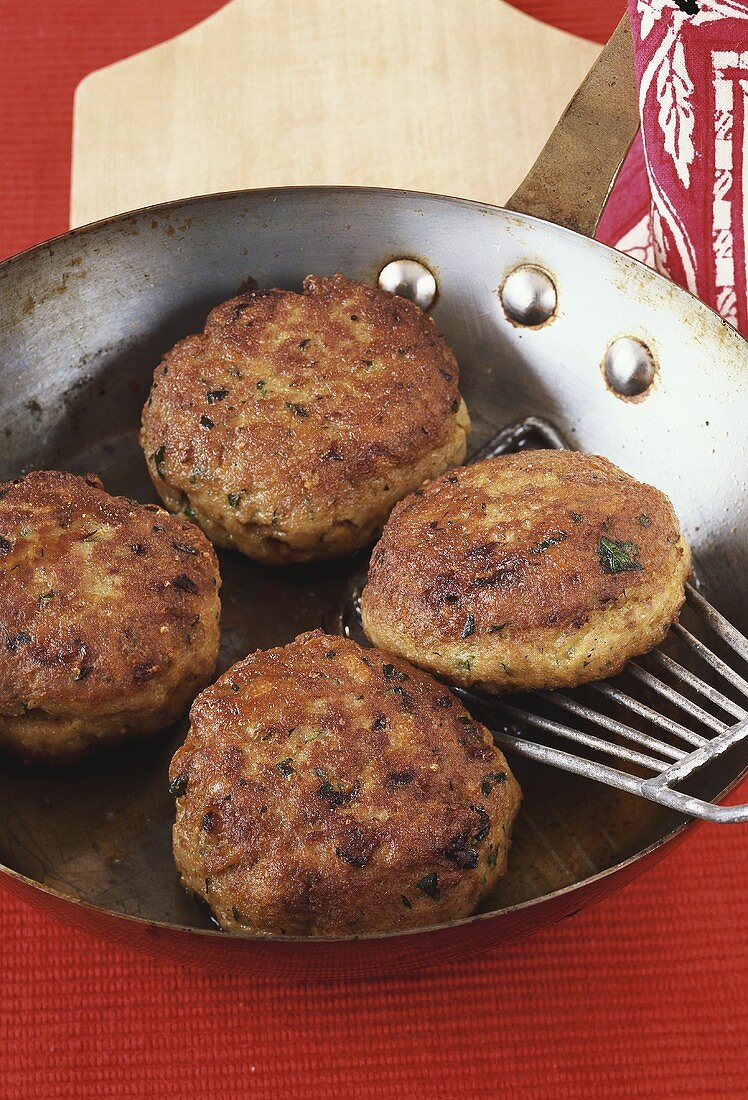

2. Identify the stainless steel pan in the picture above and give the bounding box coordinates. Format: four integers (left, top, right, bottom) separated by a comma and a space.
1, 15, 746, 979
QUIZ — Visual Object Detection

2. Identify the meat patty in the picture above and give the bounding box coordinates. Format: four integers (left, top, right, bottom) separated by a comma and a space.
141, 274, 470, 564
0, 470, 221, 763
361, 450, 691, 692
169, 630, 520, 936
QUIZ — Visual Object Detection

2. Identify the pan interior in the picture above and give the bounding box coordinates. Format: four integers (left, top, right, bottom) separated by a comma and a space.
0, 188, 745, 935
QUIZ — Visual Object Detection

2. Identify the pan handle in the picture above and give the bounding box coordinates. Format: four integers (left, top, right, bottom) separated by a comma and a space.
505, 11, 640, 238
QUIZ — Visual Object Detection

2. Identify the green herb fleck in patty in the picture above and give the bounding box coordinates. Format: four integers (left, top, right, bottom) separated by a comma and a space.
532, 531, 567, 554
598, 536, 643, 574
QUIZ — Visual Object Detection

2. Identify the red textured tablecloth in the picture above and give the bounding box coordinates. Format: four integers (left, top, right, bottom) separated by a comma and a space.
1, 4, 747, 1097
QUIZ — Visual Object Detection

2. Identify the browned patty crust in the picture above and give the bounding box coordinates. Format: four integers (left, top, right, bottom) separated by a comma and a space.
361, 451, 691, 692
0, 470, 221, 763
141, 274, 470, 563
169, 631, 521, 936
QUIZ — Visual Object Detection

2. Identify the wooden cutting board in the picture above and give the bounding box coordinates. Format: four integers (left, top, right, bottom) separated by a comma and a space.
70, 0, 598, 227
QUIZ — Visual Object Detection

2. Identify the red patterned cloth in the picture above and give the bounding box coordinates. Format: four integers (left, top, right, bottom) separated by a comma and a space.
600, 0, 748, 333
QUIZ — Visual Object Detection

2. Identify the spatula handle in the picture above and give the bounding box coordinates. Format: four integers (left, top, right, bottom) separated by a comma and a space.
506, 11, 640, 238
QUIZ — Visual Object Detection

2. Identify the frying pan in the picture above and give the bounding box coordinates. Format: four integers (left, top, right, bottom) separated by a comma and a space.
1, 15, 747, 980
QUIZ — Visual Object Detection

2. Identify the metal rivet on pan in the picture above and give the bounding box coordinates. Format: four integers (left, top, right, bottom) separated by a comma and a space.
500, 265, 557, 327
604, 337, 656, 398
378, 259, 437, 310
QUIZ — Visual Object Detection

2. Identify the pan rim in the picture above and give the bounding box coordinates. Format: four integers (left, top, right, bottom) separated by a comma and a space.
1, 182, 745, 945
0, 181, 745, 354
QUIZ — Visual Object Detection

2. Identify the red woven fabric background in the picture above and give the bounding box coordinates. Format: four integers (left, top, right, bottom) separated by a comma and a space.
0, 4, 747, 1097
